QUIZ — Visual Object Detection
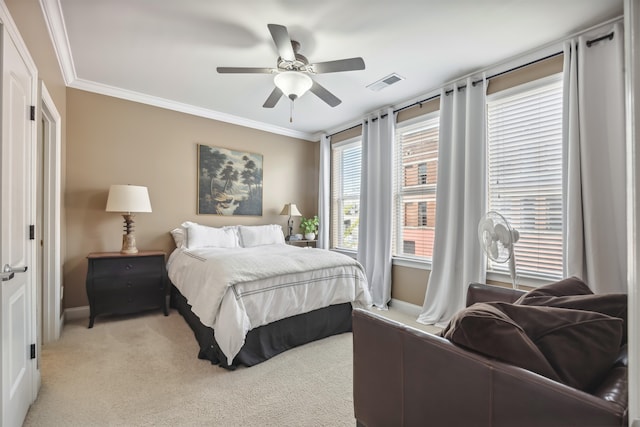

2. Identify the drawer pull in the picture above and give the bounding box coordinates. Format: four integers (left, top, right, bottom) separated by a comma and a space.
127, 282, 132, 287
125, 264, 133, 270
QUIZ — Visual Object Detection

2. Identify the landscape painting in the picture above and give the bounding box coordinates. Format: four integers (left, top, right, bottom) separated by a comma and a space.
197, 144, 263, 216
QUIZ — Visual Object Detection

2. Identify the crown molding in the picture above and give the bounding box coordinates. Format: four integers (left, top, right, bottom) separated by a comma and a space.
39, 0, 76, 85
38, 0, 315, 141
69, 78, 316, 141
39, 0, 315, 141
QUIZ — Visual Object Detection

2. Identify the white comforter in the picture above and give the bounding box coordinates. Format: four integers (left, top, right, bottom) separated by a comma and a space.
167, 244, 371, 364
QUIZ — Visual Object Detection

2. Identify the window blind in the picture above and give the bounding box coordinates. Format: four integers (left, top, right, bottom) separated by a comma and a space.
331, 139, 361, 250
393, 115, 439, 260
487, 76, 563, 280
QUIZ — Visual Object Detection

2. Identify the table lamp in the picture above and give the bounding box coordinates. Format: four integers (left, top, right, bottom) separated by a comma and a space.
280, 203, 301, 241
106, 184, 152, 254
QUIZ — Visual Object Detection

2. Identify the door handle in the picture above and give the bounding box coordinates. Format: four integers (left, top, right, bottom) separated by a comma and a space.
1, 264, 27, 280
3, 264, 27, 273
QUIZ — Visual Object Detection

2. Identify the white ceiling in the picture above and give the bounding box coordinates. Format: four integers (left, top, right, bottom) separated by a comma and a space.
44, 0, 623, 140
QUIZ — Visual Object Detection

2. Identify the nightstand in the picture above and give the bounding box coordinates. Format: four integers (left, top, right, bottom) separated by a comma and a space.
86, 251, 168, 328
286, 239, 317, 247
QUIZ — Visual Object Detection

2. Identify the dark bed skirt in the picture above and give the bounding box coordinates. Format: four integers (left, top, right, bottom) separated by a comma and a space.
170, 284, 353, 370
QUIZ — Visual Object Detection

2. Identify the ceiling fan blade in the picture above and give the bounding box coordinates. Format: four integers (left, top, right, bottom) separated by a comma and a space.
263, 87, 283, 108
217, 67, 276, 74
267, 24, 295, 62
311, 57, 366, 74
309, 80, 341, 107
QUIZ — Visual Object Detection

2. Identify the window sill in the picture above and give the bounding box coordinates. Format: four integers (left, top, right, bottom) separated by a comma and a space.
331, 251, 433, 271
486, 271, 559, 289
392, 257, 431, 271
331, 248, 357, 259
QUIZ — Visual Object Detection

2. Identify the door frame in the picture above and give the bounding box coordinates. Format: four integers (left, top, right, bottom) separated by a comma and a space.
625, 1, 640, 425
40, 83, 62, 344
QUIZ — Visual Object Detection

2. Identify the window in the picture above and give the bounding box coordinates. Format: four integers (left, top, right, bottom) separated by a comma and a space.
403, 240, 416, 255
331, 138, 361, 250
418, 202, 427, 226
486, 75, 563, 280
418, 163, 427, 185
393, 114, 439, 260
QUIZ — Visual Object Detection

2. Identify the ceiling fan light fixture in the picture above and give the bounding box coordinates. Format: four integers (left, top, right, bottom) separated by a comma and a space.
274, 71, 312, 100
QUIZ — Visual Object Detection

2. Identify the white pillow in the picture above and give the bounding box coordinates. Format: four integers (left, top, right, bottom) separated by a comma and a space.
170, 227, 186, 248
238, 224, 285, 247
182, 222, 239, 249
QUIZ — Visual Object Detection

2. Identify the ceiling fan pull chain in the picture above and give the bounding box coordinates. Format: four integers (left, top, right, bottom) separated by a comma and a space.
290, 99, 294, 123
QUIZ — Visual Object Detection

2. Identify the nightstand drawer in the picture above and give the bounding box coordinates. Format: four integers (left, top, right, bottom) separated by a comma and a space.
92, 276, 164, 293
90, 257, 162, 278
94, 291, 162, 316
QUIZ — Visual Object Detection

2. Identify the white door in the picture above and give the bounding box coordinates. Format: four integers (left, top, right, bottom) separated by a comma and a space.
0, 27, 37, 427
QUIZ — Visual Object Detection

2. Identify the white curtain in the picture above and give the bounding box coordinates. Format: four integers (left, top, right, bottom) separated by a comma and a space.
357, 108, 395, 309
563, 22, 627, 294
317, 133, 331, 249
418, 77, 487, 326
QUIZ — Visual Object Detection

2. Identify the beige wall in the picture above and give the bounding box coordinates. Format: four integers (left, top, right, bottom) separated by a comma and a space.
391, 265, 429, 306
65, 89, 318, 308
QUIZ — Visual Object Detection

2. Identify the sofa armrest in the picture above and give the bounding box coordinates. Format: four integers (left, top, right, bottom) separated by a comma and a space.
353, 308, 494, 427
466, 282, 526, 307
353, 308, 627, 427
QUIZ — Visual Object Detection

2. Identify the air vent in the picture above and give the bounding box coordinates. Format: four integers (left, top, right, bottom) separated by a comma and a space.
366, 73, 405, 92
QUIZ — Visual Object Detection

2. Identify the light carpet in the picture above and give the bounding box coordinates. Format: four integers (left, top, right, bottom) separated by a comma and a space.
24, 310, 358, 427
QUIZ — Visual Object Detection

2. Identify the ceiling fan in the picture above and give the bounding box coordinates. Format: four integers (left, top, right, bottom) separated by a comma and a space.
217, 24, 365, 111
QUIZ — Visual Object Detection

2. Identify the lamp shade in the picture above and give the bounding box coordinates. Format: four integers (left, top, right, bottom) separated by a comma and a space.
274, 72, 312, 100
280, 203, 302, 216
106, 185, 152, 213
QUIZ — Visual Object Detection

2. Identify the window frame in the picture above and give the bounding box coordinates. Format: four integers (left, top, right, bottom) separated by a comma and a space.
330, 136, 362, 254
485, 73, 564, 284
392, 112, 440, 266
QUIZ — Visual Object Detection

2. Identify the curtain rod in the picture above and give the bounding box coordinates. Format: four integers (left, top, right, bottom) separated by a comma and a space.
328, 93, 441, 137
329, 27, 616, 136
586, 31, 614, 47
437, 30, 613, 96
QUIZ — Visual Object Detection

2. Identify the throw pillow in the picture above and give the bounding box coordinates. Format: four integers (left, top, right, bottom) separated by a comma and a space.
516, 293, 628, 343
237, 224, 285, 247
170, 227, 186, 248
514, 276, 592, 303
494, 302, 623, 391
442, 303, 561, 383
183, 222, 239, 249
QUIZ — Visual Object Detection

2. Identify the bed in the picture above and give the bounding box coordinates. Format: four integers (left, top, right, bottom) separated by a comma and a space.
167, 222, 371, 369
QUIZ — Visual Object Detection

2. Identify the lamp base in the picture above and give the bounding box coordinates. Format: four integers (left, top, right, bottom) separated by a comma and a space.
121, 234, 138, 254
120, 214, 138, 254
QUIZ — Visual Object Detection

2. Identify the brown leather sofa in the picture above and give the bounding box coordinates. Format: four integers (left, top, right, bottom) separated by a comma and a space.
353, 283, 628, 427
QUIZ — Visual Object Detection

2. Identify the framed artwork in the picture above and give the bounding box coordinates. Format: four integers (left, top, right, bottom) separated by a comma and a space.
197, 144, 263, 215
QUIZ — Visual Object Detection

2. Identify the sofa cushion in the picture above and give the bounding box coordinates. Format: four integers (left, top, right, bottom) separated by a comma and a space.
443, 302, 623, 391
514, 276, 593, 302
442, 303, 561, 382
516, 293, 628, 343
490, 302, 623, 391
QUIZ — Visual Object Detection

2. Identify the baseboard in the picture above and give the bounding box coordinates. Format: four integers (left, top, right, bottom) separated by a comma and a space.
64, 305, 90, 322
390, 298, 422, 317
